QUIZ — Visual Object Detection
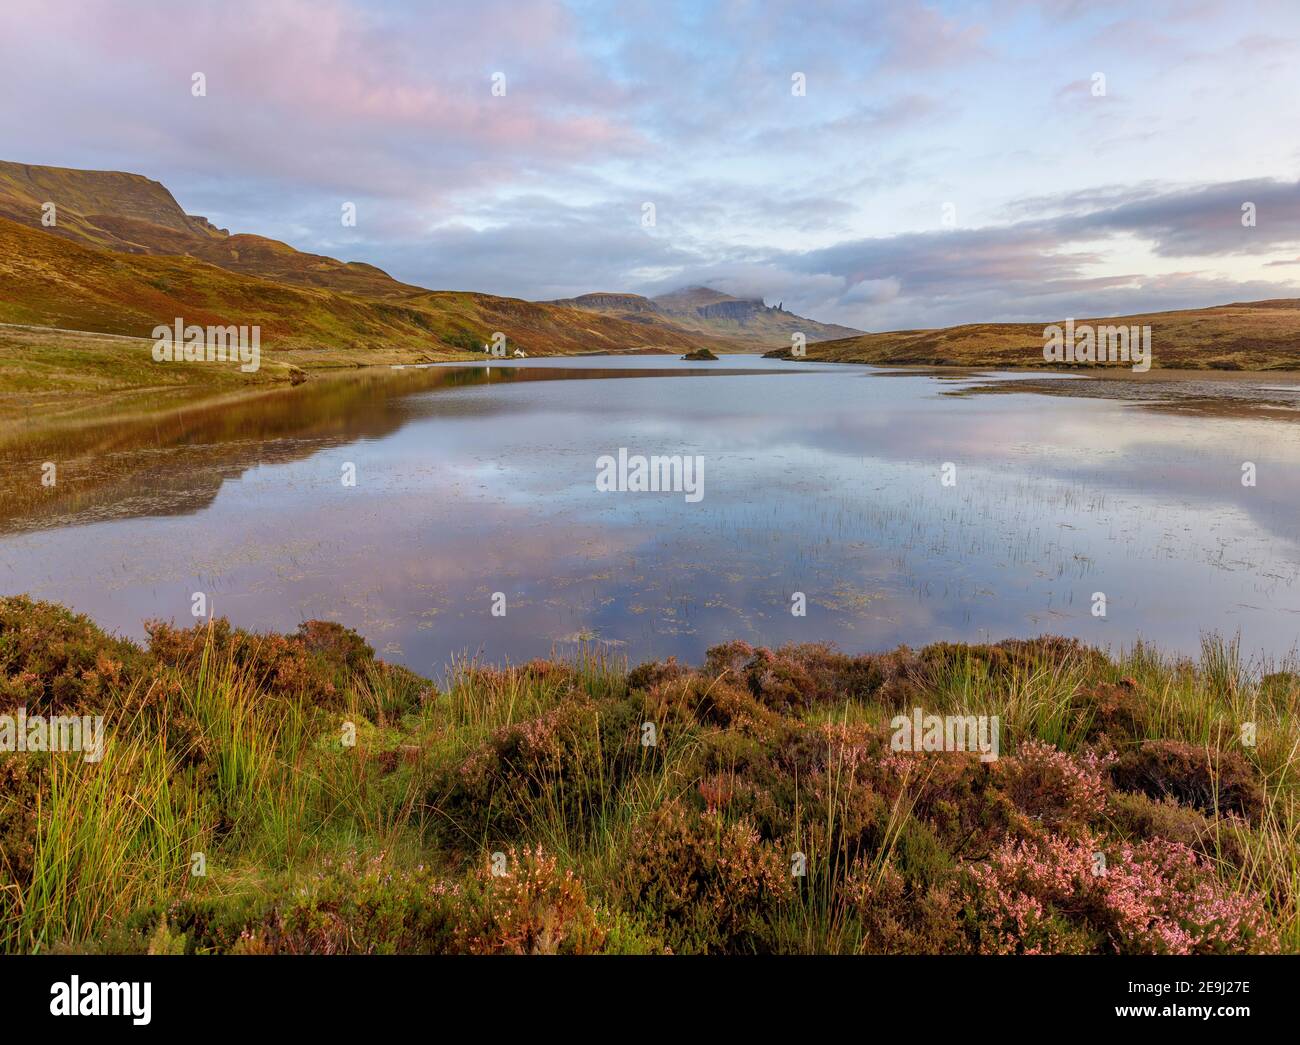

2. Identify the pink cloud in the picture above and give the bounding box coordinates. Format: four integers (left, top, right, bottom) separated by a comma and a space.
0, 0, 641, 202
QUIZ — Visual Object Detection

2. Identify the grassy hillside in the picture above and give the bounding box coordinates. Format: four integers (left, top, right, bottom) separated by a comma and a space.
0, 159, 742, 365
0, 217, 734, 367
162, 231, 424, 299
0, 160, 449, 302
1, 597, 1294, 954
766, 300, 1300, 370
0, 218, 449, 349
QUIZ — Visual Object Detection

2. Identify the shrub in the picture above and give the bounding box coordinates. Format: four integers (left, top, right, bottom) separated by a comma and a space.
432, 695, 642, 840
146, 616, 423, 712
1, 597, 1291, 956
0, 595, 140, 714
967, 832, 1274, 954
627, 657, 686, 693
997, 739, 1114, 833
0, 755, 47, 906
455, 845, 605, 954
872, 647, 927, 710
1069, 679, 1151, 742
1106, 791, 1246, 865
641, 671, 781, 735
704, 641, 883, 713
840, 859, 965, 954
880, 748, 1018, 858
621, 799, 793, 953
1111, 740, 1264, 822
919, 636, 1107, 684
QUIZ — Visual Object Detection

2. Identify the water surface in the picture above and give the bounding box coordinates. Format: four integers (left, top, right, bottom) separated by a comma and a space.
2, 354, 1298, 672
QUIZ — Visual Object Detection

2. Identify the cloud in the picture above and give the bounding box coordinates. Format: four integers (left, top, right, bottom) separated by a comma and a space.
642, 176, 1300, 327
299, 176, 1300, 329
2, 0, 1299, 329
1058, 179, 1300, 256
0, 0, 639, 203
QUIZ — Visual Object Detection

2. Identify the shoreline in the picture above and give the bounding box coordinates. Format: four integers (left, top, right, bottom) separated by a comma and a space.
8, 321, 1300, 430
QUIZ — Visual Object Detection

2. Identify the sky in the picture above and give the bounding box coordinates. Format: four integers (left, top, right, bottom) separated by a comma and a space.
3, 0, 1300, 330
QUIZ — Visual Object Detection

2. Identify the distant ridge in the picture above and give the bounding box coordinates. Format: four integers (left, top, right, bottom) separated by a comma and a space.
546, 285, 862, 344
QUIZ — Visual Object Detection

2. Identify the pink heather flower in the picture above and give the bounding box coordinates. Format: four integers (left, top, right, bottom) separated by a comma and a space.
969, 831, 1274, 955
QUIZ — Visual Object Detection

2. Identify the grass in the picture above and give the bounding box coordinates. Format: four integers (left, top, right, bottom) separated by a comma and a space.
0, 326, 300, 420
767, 299, 1300, 370
0, 596, 1295, 954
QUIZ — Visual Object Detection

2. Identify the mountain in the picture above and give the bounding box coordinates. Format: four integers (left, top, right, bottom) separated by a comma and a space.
0, 160, 228, 249
762, 300, 1300, 370
0, 160, 739, 359
546, 285, 862, 345
0, 216, 749, 363
7, 160, 1297, 373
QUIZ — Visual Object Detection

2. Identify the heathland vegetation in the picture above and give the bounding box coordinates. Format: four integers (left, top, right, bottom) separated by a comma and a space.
1, 596, 1294, 954
765, 299, 1300, 371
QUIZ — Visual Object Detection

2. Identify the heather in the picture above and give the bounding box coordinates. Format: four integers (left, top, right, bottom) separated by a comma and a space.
1, 595, 1295, 954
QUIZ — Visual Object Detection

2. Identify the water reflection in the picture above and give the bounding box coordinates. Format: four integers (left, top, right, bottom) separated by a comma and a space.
1, 356, 1297, 670
0, 362, 802, 534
